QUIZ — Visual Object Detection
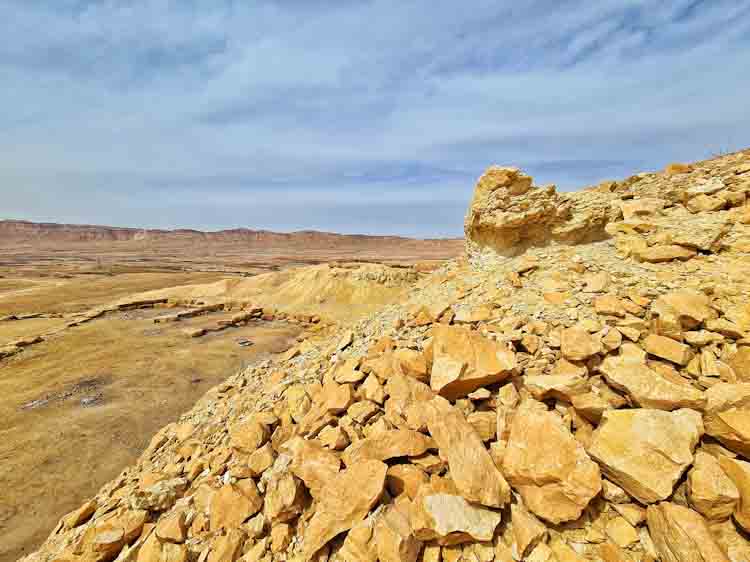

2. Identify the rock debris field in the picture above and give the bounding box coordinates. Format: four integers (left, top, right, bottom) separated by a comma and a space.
24, 149, 750, 562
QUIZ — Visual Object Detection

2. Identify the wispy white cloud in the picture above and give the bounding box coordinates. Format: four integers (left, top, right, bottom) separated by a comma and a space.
1, 0, 749, 236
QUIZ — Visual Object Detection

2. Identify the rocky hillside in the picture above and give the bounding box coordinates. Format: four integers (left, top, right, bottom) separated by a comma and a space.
24, 150, 750, 562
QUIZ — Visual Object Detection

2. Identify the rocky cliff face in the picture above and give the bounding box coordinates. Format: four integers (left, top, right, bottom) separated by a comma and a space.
465, 156, 750, 265
23, 150, 750, 562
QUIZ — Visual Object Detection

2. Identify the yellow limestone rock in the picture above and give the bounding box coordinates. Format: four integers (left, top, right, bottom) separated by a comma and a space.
589, 408, 703, 504
411, 483, 503, 544
386, 464, 428, 499
502, 400, 601, 523
599, 354, 705, 410
137, 532, 189, 562
710, 518, 750, 562
560, 326, 602, 361
510, 501, 547, 559
717, 456, 750, 532
229, 416, 270, 454
263, 465, 306, 524
338, 519, 378, 562
425, 396, 510, 508
207, 528, 245, 562
728, 347, 750, 381
653, 289, 718, 330
210, 481, 263, 530
524, 373, 590, 402
374, 499, 423, 562
605, 515, 639, 548
704, 383, 750, 458
646, 502, 730, 562
429, 325, 516, 400
155, 510, 187, 543
687, 451, 739, 520
301, 460, 387, 561
342, 429, 434, 466
636, 244, 697, 263
284, 437, 341, 499
60, 500, 97, 531
643, 334, 695, 366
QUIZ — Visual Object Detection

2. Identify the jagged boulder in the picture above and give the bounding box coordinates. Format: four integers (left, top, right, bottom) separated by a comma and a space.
464, 166, 616, 261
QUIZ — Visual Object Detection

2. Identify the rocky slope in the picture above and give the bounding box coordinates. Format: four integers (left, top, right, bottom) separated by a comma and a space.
23, 150, 750, 562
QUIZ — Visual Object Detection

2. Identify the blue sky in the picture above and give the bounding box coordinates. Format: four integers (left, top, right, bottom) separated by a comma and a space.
2, 1, 749, 237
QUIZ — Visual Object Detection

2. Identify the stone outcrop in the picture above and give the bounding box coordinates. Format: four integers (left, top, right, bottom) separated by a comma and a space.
464, 167, 617, 261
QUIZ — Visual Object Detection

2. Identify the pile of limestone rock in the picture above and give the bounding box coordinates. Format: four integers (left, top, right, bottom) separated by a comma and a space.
24, 150, 750, 562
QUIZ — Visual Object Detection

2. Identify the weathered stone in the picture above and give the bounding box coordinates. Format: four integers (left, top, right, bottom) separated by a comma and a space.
263, 463, 306, 524
571, 392, 610, 423
510, 501, 547, 559
425, 396, 510, 508
710, 518, 750, 562
646, 502, 730, 562
589, 408, 703, 504
524, 374, 590, 402
230, 417, 270, 454
605, 516, 639, 548
317, 425, 349, 450
599, 354, 705, 410
502, 400, 601, 523
347, 400, 380, 424
207, 528, 245, 562
137, 532, 188, 562
386, 464, 428, 499
643, 334, 694, 366
394, 348, 430, 382
411, 483, 502, 545
374, 500, 422, 562
210, 481, 263, 530
301, 460, 387, 561
704, 383, 750, 457
338, 520, 378, 562
653, 290, 717, 330
717, 456, 750, 532
271, 523, 293, 553
560, 326, 602, 361
284, 437, 341, 499
61, 500, 97, 531
466, 411, 497, 441
342, 429, 434, 466
155, 510, 187, 543
687, 451, 739, 520
429, 325, 516, 400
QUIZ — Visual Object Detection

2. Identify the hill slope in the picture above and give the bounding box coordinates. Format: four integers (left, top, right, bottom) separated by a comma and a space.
24, 150, 750, 562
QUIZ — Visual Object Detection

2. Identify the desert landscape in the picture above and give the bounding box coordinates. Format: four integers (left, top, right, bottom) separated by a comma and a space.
0, 227, 461, 561
11, 149, 750, 562
5, 2, 750, 561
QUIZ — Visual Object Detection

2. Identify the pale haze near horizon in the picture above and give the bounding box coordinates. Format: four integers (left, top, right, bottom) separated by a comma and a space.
2, 0, 749, 237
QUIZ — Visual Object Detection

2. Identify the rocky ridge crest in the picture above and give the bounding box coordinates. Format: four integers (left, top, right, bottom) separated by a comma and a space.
24, 150, 750, 562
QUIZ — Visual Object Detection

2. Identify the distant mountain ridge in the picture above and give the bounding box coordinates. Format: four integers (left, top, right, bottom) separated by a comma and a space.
0, 219, 461, 246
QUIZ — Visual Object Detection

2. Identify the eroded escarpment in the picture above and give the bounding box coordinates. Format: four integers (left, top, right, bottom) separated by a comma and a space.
23, 149, 750, 562
465, 155, 750, 266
